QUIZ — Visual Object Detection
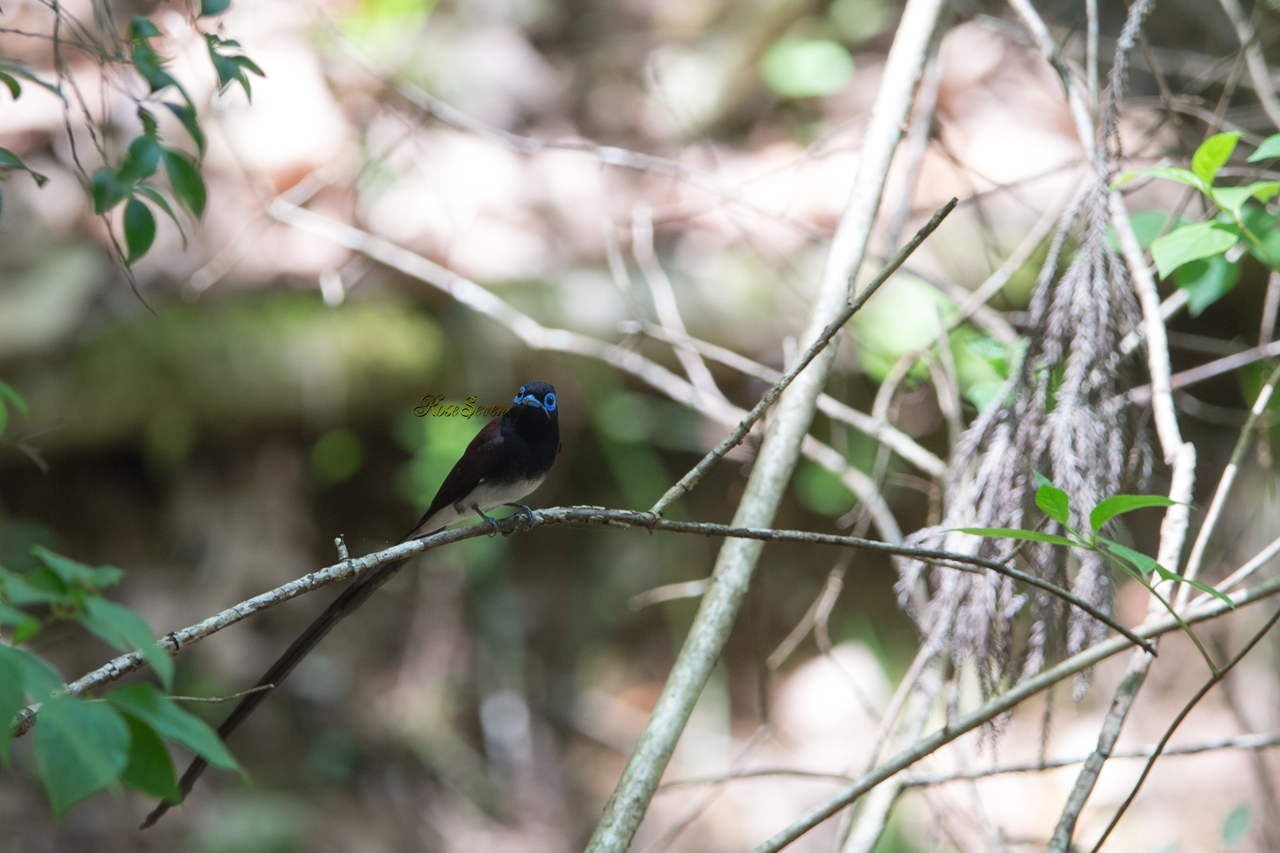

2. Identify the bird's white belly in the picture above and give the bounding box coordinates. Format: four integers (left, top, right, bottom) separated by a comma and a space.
417, 475, 548, 534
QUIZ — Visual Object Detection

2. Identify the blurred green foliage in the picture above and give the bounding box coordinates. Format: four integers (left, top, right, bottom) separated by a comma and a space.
394, 409, 481, 512
194, 792, 310, 853
760, 38, 855, 99
952, 327, 1016, 411
849, 273, 952, 381
794, 459, 856, 516
829, 0, 892, 43
311, 428, 364, 484
339, 0, 440, 56
15, 292, 441, 459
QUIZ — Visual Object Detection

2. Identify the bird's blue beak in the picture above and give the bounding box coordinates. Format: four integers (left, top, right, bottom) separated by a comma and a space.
515, 394, 551, 419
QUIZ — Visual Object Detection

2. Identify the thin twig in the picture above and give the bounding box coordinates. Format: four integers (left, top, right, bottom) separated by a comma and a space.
170, 685, 275, 704
884, 20, 946, 249
1128, 339, 1280, 404
648, 197, 957, 517
8, 505, 1154, 738
1177, 362, 1280, 607
1261, 272, 1280, 347
766, 563, 846, 670
1215, 0, 1280, 129
628, 579, 710, 610
746, 570, 1280, 853
659, 731, 1280, 789
617, 321, 947, 477
322, 17, 822, 239
1197, 531, 1280, 602
631, 201, 724, 405
1086, 606, 1280, 852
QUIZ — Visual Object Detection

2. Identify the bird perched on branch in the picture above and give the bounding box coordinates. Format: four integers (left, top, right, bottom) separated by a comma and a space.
143, 381, 561, 827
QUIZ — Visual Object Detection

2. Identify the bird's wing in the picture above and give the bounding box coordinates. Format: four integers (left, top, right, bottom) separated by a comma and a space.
412, 416, 505, 534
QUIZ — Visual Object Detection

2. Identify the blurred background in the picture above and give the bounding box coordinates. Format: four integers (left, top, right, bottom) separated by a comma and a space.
2, 0, 1280, 849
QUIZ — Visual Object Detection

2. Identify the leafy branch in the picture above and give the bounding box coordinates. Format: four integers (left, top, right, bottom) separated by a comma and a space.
3, 2, 262, 269
1113, 131, 1280, 317
961, 472, 1233, 675
1, 548, 241, 815
0, 379, 240, 817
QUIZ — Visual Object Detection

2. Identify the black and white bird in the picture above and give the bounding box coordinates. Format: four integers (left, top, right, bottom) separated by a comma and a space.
144, 382, 561, 827
408, 381, 561, 536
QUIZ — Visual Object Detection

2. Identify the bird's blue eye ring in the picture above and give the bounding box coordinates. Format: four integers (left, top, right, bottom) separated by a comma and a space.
514, 387, 526, 403
544, 392, 556, 411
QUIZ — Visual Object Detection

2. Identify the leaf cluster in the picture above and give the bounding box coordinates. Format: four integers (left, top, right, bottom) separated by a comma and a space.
1113, 132, 1280, 317
2, 527, 240, 815
0, 62, 53, 222
3, 3, 261, 268
961, 472, 1231, 673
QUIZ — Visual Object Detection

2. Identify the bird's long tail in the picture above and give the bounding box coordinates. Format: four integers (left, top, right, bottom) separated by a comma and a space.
141, 542, 419, 828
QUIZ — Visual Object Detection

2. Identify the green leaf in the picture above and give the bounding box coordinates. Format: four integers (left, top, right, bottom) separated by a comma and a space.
1097, 537, 1158, 583
117, 135, 161, 182
1242, 205, 1280, 269
1176, 254, 1241, 317
1112, 166, 1210, 194
78, 597, 172, 689
119, 714, 180, 802
0, 602, 41, 643
0, 378, 28, 417
0, 645, 25, 764
1106, 210, 1185, 251
1089, 494, 1179, 532
161, 148, 205, 218
164, 101, 205, 155
35, 696, 129, 816
201, 0, 233, 14
956, 527, 1080, 548
2, 567, 67, 607
1247, 134, 1280, 163
138, 106, 158, 137
123, 197, 157, 263
90, 167, 133, 214
134, 184, 187, 247
205, 35, 262, 99
1035, 483, 1071, 526
1098, 537, 1155, 569
0, 61, 61, 97
1151, 220, 1241, 278
134, 53, 177, 93
1210, 181, 1280, 216
130, 16, 162, 40
232, 55, 265, 79
129, 21, 176, 94
1150, 565, 1236, 608
0, 71, 19, 99
0, 147, 49, 187
3, 644, 63, 700
106, 684, 241, 772
209, 49, 240, 92
1192, 132, 1240, 185
1222, 803, 1252, 849
32, 547, 124, 589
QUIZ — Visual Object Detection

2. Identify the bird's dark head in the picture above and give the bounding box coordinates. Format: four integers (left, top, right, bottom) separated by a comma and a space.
510, 381, 559, 423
